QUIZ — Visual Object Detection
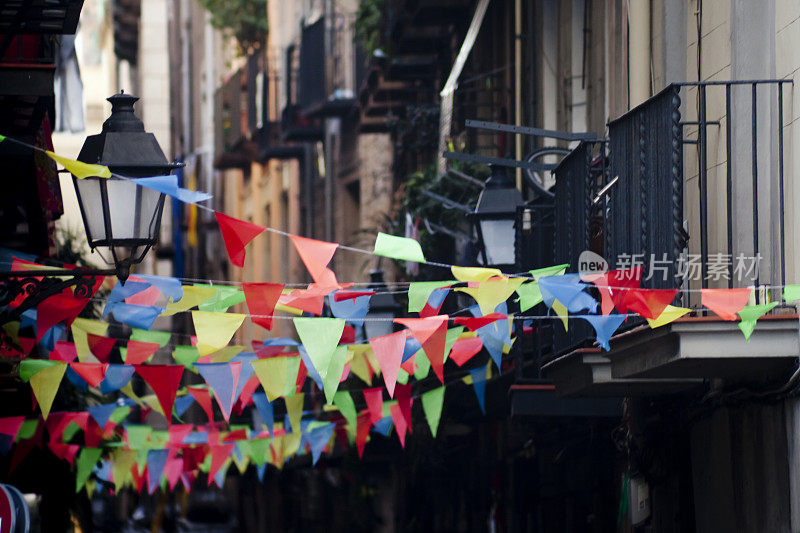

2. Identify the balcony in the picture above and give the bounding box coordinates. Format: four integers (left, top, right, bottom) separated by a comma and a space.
529, 80, 797, 395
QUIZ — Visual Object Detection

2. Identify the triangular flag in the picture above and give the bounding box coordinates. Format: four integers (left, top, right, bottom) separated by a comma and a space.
136, 365, 184, 424
577, 314, 627, 350
162, 285, 218, 316
395, 316, 449, 382
451, 266, 503, 282
36, 291, 92, 341
363, 388, 384, 424
468, 366, 487, 413
620, 289, 678, 320
47, 151, 111, 179
131, 175, 212, 204
516, 281, 543, 312
147, 449, 169, 494
373, 232, 426, 263
215, 212, 266, 267
75, 447, 103, 492
421, 386, 445, 437
70, 362, 107, 388
701, 288, 752, 320
333, 391, 357, 438
530, 263, 569, 280
196, 362, 242, 422
457, 277, 525, 316
124, 340, 160, 365
307, 423, 334, 465
284, 393, 304, 435
243, 282, 284, 330
388, 404, 408, 447
251, 393, 274, 433
86, 334, 116, 363
71, 318, 109, 361
553, 300, 569, 330
322, 346, 349, 404
368, 331, 406, 397
187, 387, 216, 422
130, 328, 171, 347
88, 404, 117, 429
207, 444, 235, 486
289, 235, 339, 288
395, 383, 413, 434
293, 317, 344, 394
408, 281, 453, 313
449, 337, 483, 366
356, 412, 371, 457
784, 285, 800, 302
30, 361, 67, 419
192, 311, 246, 356
738, 302, 779, 341
112, 449, 138, 491
539, 274, 597, 313
646, 305, 691, 328
251, 356, 301, 401
99, 365, 135, 394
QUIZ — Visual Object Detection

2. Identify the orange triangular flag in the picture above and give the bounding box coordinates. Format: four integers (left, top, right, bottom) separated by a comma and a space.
701, 288, 752, 320
215, 212, 266, 267
289, 235, 339, 288
70, 362, 108, 388
125, 340, 160, 365
395, 316, 449, 383
368, 330, 406, 397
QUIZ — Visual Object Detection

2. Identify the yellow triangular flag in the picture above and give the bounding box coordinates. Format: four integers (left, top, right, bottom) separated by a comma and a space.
46, 151, 111, 179
191, 310, 246, 356
30, 361, 67, 419
71, 318, 109, 362
252, 356, 301, 401
553, 300, 569, 331
208, 345, 245, 363
284, 393, 304, 435
451, 266, 503, 283
457, 276, 526, 316
647, 305, 691, 329
349, 351, 372, 385
161, 286, 218, 316
112, 449, 138, 490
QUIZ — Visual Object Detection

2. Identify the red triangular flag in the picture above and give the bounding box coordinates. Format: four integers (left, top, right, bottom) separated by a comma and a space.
52, 341, 78, 362
36, 290, 93, 341
0, 416, 25, 441
125, 340, 160, 365
70, 362, 108, 388
622, 288, 678, 320
131, 464, 147, 493
289, 235, 339, 288
362, 388, 384, 424
356, 411, 371, 457
164, 456, 183, 491
368, 330, 406, 397
207, 443, 234, 486
215, 212, 266, 267
395, 383, 413, 435
396, 316, 449, 383
389, 404, 408, 448
187, 387, 215, 422
167, 424, 194, 447
135, 365, 184, 424
449, 337, 483, 366
701, 288, 752, 321
453, 313, 506, 331
87, 334, 116, 363
49, 442, 80, 466
243, 282, 284, 330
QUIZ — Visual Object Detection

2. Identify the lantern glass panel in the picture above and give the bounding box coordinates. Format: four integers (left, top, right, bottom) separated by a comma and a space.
73, 178, 104, 242
105, 178, 162, 241
479, 218, 516, 266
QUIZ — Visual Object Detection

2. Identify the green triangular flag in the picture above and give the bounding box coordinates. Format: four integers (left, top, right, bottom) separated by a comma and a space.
321, 346, 348, 405
75, 447, 103, 492
784, 284, 800, 303
196, 285, 246, 313
333, 391, 357, 439
396, 368, 410, 385
17, 420, 38, 441
248, 438, 270, 466
294, 317, 345, 396
19, 359, 58, 382
30, 361, 67, 419
408, 281, 453, 313
516, 281, 543, 311
413, 348, 430, 379
444, 326, 464, 363
125, 425, 152, 450
173, 345, 201, 369
737, 302, 778, 341
530, 263, 569, 280
421, 386, 445, 437
131, 328, 171, 347
373, 232, 426, 263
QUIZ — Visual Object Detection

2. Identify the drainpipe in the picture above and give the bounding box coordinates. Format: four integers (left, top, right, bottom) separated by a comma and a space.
628, 0, 650, 108
514, 0, 523, 190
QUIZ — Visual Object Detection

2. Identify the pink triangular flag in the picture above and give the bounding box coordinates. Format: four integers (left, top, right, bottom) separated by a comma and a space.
289, 235, 339, 288
389, 404, 408, 448
362, 388, 384, 424
395, 383, 413, 435
52, 341, 78, 362
135, 365, 184, 424
207, 443, 234, 486
368, 330, 406, 397
396, 316, 449, 383
215, 212, 266, 267
0, 416, 25, 441
187, 387, 215, 422
164, 456, 183, 491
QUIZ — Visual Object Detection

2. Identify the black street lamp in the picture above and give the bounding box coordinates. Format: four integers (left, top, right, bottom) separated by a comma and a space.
0, 92, 179, 323
471, 164, 524, 270
73, 92, 181, 279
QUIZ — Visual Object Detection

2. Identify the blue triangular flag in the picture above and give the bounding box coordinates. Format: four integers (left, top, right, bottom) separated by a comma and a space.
147, 449, 169, 494
182, 431, 208, 444
103, 281, 150, 316
401, 336, 422, 363
475, 320, 509, 370
131, 175, 213, 204
469, 366, 487, 414
576, 314, 627, 351
299, 347, 323, 389
371, 416, 394, 437
39, 323, 65, 350
427, 287, 449, 309
99, 365, 135, 394
538, 274, 597, 313
256, 463, 267, 481
307, 423, 335, 465
195, 363, 238, 421
173, 395, 195, 418
110, 303, 164, 330
65, 365, 88, 391
88, 404, 118, 428
251, 392, 274, 433
330, 294, 371, 326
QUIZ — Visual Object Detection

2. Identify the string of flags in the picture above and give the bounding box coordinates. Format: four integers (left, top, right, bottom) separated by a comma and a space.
1, 137, 799, 495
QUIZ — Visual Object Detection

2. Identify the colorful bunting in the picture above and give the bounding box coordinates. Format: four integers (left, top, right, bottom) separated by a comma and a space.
421, 386, 445, 438
373, 232, 426, 263
215, 212, 266, 267
136, 365, 184, 424
192, 311, 246, 356
242, 282, 283, 330
701, 288, 752, 320
738, 302, 779, 341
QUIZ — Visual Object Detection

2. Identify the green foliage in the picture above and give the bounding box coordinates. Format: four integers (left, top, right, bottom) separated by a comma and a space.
355, 0, 388, 58
197, 0, 268, 52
